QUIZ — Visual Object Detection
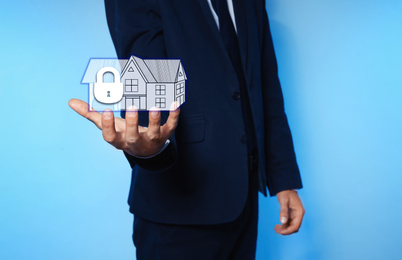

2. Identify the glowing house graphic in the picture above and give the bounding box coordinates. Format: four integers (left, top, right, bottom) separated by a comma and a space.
82, 55, 187, 111
120, 56, 186, 110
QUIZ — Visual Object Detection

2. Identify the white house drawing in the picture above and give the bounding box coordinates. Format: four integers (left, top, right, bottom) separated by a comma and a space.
82, 55, 187, 112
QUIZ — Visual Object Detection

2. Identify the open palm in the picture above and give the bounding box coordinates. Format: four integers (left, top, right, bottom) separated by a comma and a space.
68, 99, 180, 157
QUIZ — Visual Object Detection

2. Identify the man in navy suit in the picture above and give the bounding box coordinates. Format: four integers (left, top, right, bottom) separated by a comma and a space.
69, 0, 304, 258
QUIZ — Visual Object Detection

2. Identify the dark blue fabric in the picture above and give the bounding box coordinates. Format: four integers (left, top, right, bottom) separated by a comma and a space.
133, 156, 259, 260
104, 0, 302, 225
212, 0, 257, 153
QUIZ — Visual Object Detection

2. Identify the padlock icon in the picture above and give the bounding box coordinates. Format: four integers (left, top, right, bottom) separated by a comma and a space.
94, 67, 124, 104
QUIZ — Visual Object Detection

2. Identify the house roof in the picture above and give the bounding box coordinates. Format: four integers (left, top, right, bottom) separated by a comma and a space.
122, 56, 185, 83
81, 59, 122, 83
82, 56, 186, 84
142, 59, 182, 83
132, 56, 157, 82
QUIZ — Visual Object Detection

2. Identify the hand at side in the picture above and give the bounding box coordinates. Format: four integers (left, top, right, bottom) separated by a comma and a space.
274, 190, 305, 235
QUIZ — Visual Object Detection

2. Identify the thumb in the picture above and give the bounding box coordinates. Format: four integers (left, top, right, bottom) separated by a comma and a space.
68, 98, 102, 129
279, 200, 289, 224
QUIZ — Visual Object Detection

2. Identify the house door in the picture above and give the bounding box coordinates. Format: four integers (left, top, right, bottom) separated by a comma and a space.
126, 97, 146, 110
126, 97, 140, 109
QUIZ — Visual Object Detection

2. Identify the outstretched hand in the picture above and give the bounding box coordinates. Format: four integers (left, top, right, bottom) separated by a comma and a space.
274, 190, 305, 235
68, 99, 180, 157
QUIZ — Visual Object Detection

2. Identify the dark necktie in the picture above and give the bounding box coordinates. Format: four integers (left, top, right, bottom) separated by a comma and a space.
211, 0, 257, 153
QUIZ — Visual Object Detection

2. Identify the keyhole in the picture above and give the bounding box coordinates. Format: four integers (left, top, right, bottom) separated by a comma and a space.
107, 91, 111, 97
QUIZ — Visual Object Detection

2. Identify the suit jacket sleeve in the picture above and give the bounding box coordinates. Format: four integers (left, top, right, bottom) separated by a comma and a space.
260, 3, 303, 195
104, 0, 177, 171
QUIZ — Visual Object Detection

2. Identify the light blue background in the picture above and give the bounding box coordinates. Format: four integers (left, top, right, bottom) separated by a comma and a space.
1, 0, 401, 259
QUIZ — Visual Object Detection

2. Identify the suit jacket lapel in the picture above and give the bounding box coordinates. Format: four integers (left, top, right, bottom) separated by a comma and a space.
196, 0, 250, 85
196, 0, 230, 62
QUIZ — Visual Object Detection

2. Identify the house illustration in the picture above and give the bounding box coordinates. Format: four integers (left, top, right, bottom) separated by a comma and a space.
120, 55, 186, 110
82, 55, 187, 112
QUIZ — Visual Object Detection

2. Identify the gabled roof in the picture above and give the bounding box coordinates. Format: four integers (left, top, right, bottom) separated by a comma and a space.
133, 56, 157, 82
143, 59, 182, 83
121, 56, 186, 83
82, 56, 186, 84
81, 59, 122, 83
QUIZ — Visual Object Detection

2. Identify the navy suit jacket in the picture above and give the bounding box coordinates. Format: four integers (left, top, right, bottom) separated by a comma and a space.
105, 0, 302, 225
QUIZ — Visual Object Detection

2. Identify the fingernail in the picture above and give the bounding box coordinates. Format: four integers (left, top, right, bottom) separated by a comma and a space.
280, 217, 287, 224
103, 110, 113, 119
127, 106, 138, 111
170, 101, 179, 111
150, 107, 160, 118
126, 106, 138, 117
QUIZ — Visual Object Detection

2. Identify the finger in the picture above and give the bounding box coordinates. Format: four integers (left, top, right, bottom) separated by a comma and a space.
125, 106, 139, 144
276, 191, 290, 225
277, 210, 303, 235
274, 224, 287, 234
161, 102, 180, 138
274, 194, 290, 235
101, 109, 117, 144
147, 107, 161, 141
279, 199, 289, 225
68, 98, 102, 129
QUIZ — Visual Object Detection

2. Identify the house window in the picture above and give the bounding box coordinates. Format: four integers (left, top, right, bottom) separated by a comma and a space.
155, 97, 166, 108
125, 79, 138, 92
155, 85, 166, 95
176, 83, 184, 95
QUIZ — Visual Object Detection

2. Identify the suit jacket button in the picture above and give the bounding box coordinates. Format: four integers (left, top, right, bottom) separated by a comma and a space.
232, 91, 240, 101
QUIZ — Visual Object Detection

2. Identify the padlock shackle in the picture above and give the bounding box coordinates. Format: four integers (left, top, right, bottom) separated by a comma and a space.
96, 67, 121, 83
